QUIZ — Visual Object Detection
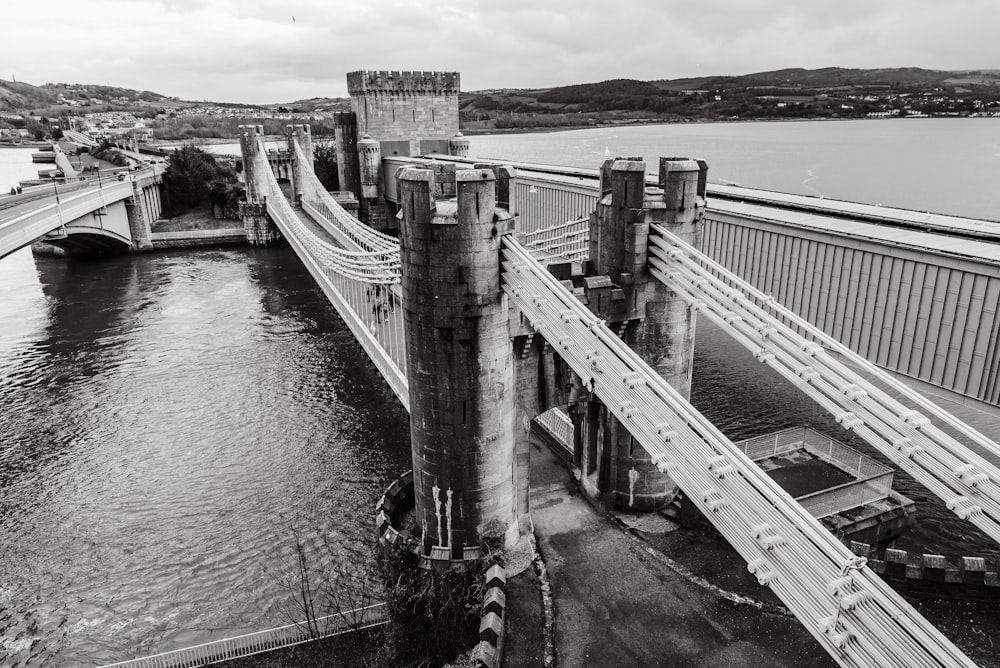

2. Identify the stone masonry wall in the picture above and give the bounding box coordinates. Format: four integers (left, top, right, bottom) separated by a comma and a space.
347, 70, 460, 145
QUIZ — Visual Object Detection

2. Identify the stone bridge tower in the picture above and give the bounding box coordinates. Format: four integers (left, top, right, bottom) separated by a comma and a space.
398, 165, 520, 559
342, 70, 468, 233
347, 70, 460, 156
238, 124, 282, 246
586, 156, 707, 510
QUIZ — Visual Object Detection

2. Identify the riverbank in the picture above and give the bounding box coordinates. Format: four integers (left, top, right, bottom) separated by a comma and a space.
0, 140, 51, 149
150, 205, 247, 249
460, 113, 998, 136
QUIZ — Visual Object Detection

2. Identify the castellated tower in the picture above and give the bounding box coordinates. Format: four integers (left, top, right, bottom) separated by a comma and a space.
346, 70, 460, 157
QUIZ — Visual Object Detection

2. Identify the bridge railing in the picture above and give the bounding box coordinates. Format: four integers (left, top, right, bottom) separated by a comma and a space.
98, 603, 388, 668
520, 217, 590, 263
254, 141, 409, 409
534, 407, 574, 449
292, 141, 398, 254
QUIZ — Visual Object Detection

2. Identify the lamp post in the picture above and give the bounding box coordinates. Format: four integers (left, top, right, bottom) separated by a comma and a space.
53, 176, 64, 226
97, 166, 106, 208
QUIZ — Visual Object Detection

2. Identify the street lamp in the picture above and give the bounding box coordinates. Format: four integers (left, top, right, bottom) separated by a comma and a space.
53, 176, 64, 226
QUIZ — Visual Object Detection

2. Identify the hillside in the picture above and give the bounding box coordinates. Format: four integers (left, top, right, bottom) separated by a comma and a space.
3, 66, 997, 138
461, 67, 1000, 130
269, 97, 352, 114
0, 79, 172, 113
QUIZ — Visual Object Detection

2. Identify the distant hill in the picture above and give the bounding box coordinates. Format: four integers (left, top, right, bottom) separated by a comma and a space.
461, 67, 1000, 129
0, 79, 169, 112
650, 67, 976, 90
268, 97, 352, 113
3, 66, 998, 127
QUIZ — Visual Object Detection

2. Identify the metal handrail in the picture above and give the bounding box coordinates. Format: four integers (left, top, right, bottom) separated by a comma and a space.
98, 603, 388, 668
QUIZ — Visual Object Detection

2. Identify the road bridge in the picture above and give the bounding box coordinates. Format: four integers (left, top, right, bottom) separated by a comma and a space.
0, 166, 165, 258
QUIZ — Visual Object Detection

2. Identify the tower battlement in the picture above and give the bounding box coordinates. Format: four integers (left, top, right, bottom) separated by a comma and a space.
347, 70, 460, 95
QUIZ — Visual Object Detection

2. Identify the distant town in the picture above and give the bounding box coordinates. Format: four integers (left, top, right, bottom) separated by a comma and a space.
1, 66, 998, 142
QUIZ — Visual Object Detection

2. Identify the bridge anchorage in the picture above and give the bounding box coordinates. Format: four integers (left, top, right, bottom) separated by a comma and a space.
367, 154, 991, 666
374, 157, 710, 567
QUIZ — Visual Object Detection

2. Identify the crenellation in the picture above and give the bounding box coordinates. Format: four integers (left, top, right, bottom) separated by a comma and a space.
347, 70, 460, 95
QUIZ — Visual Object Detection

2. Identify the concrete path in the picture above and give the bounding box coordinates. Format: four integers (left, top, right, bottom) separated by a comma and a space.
527, 439, 836, 668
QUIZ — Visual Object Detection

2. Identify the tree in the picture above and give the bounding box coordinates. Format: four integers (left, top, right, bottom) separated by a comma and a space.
50, 128, 63, 140
312, 140, 339, 191
162, 145, 237, 215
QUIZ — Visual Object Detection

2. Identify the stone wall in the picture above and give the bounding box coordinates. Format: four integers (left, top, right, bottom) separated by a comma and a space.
849, 541, 1000, 600
346, 70, 460, 149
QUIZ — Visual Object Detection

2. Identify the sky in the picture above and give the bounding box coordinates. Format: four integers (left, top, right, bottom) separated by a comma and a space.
3, 0, 998, 104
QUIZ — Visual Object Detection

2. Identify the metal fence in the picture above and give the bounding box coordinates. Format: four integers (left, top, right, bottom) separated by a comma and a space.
735, 427, 895, 519
796, 473, 896, 519
520, 217, 590, 263
736, 429, 804, 461
535, 407, 574, 452
98, 603, 388, 668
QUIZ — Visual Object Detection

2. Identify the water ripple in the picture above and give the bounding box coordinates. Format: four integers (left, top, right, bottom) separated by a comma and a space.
0, 246, 411, 666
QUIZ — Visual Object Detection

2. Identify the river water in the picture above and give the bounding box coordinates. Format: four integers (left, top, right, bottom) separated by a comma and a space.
0, 148, 412, 665
2, 119, 1000, 665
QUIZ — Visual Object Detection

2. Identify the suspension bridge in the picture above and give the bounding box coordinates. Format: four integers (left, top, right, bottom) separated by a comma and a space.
223, 113, 1000, 668
7, 69, 999, 667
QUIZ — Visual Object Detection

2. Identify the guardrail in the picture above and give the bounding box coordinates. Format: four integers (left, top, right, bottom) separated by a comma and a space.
0, 182, 135, 259
0, 180, 92, 212
534, 408, 574, 449
98, 603, 388, 668
521, 217, 590, 262
798, 473, 896, 519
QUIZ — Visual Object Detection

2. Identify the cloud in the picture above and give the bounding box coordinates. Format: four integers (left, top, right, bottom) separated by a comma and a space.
2, 0, 997, 104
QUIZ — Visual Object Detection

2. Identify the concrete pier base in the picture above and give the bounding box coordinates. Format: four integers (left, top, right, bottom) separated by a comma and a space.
125, 200, 153, 252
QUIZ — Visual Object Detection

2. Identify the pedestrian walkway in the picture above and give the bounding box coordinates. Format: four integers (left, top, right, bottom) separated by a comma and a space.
521, 438, 836, 668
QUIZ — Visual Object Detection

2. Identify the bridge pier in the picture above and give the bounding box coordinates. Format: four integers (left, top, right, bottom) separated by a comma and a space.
286, 124, 317, 206
238, 124, 282, 246
358, 133, 391, 233
581, 156, 707, 511
399, 165, 519, 558
334, 112, 361, 197
125, 195, 153, 252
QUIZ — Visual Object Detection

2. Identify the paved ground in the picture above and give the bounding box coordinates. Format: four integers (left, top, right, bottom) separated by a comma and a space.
502, 562, 546, 668
517, 438, 837, 668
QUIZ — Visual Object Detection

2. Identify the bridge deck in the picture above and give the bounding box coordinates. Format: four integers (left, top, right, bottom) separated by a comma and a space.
0, 181, 97, 222
290, 204, 407, 374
